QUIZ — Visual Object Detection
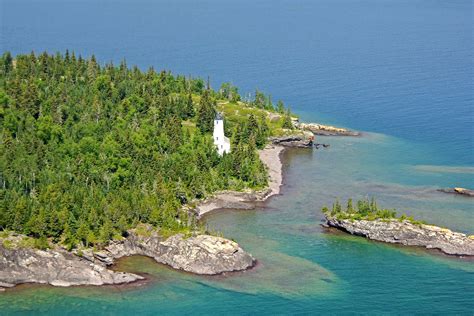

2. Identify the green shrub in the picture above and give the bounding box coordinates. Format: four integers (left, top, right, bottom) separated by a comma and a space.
2, 239, 15, 249
18, 237, 36, 248
322, 197, 427, 224
34, 237, 50, 250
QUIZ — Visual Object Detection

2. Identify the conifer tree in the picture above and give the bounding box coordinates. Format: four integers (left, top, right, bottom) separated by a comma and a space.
256, 116, 269, 149
1, 52, 13, 75
183, 93, 195, 119
196, 88, 216, 133
347, 198, 354, 213
165, 115, 183, 152
276, 100, 285, 113
282, 108, 294, 129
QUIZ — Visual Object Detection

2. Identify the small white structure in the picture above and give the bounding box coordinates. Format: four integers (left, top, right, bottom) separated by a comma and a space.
213, 112, 231, 155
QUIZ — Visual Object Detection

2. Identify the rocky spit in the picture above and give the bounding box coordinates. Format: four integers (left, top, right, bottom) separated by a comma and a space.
324, 216, 474, 257
0, 229, 255, 291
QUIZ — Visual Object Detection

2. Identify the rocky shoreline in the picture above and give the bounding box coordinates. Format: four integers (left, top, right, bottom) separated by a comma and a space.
195, 144, 286, 217
194, 130, 325, 218
269, 135, 314, 148
0, 227, 255, 291
194, 123, 346, 218
323, 216, 474, 257
0, 137, 298, 291
0, 120, 351, 292
296, 122, 360, 136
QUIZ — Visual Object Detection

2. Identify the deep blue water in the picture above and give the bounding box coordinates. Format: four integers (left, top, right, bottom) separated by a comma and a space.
2, 0, 472, 166
1, 0, 473, 314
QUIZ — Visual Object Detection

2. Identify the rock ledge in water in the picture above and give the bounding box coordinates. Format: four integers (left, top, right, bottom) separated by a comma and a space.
0, 230, 255, 290
269, 135, 313, 148
104, 231, 255, 275
324, 216, 474, 256
437, 187, 474, 197
0, 242, 142, 289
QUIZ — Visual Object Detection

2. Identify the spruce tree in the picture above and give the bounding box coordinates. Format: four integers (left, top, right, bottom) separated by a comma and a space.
277, 100, 285, 113
2, 52, 13, 75
282, 108, 294, 129
256, 116, 269, 149
196, 88, 216, 133
347, 198, 354, 213
184, 93, 195, 119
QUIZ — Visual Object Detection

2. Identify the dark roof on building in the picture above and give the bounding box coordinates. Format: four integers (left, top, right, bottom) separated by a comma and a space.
215, 112, 224, 120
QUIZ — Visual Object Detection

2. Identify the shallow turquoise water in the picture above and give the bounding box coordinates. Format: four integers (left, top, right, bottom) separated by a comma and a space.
1, 0, 473, 314
1, 139, 473, 314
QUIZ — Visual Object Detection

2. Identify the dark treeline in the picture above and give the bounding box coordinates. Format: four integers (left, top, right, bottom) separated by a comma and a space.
0, 51, 269, 249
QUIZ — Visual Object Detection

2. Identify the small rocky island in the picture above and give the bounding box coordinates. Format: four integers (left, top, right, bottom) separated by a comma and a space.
321, 198, 474, 257
0, 225, 255, 290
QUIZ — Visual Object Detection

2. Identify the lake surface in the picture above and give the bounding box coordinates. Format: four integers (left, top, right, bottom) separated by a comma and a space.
1, 0, 473, 314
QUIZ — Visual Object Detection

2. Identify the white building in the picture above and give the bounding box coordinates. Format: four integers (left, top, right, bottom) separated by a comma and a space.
213, 112, 231, 155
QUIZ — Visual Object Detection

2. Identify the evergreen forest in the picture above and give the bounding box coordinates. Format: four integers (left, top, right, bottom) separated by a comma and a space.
0, 51, 292, 249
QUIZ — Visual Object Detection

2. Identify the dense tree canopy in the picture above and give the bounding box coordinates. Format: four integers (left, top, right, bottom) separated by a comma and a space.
0, 51, 269, 249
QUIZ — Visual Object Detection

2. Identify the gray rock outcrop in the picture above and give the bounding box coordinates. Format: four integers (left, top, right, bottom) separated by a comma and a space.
0, 240, 142, 289
270, 136, 313, 148
324, 216, 474, 256
297, 122, 360, 136
103, 231, 255, 275
0, 229, 255, 290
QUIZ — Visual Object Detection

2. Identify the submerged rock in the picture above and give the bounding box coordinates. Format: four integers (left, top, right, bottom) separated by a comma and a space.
324, 216, 474, 256
438, 187, 474, 197
0, 230, 255, 290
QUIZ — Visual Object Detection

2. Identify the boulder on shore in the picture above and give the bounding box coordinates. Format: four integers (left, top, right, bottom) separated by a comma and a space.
324, 216, 474, 257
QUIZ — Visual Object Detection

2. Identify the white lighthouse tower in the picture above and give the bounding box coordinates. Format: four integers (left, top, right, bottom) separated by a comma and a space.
213, 112, 231, 156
